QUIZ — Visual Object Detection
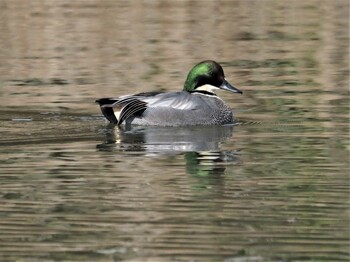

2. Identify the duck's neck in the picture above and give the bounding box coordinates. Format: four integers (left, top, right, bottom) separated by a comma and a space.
189, 90, 217, 96
194, 84, 218, 93
189, 85, 218, 96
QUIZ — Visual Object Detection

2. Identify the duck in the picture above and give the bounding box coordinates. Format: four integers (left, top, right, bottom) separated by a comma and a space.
96, 60, 242, 126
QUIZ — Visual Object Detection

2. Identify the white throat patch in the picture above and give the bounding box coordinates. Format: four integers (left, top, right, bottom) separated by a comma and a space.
195, 84, 219, 94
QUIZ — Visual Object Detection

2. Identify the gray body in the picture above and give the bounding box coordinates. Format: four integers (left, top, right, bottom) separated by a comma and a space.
97, 91, 234, 126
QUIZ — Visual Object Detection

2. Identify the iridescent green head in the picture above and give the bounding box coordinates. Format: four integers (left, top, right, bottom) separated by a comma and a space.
183, 60, 242, 94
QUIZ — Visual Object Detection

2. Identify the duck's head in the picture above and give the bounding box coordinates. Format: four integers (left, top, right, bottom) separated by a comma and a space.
183, 60, 243, 95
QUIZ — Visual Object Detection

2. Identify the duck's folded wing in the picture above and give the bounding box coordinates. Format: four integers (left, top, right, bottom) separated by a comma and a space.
117, 98, 147, 125
96, 92, 201, 125
139, 92, 200, 110
96, 96, 147, 125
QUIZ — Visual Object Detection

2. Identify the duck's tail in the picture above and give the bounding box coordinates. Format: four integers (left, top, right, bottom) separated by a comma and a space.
95, 98, 119, 124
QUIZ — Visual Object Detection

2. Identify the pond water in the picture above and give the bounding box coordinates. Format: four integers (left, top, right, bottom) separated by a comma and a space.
0, 1, 349, 261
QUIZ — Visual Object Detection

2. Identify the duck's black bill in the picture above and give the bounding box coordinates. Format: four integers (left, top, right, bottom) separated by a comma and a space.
220, 80, 243, 94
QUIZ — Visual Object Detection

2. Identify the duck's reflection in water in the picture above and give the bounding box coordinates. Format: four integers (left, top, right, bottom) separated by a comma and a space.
96, 124, 240, 176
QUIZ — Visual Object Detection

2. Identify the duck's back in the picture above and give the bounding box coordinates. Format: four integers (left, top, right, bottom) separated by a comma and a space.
128, 91, 233, 126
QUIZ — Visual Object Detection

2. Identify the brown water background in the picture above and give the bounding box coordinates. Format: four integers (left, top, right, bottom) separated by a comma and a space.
0, 1, 349, 261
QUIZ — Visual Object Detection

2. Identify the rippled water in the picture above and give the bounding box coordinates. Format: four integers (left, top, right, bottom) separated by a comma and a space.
0, 1, 349, 261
